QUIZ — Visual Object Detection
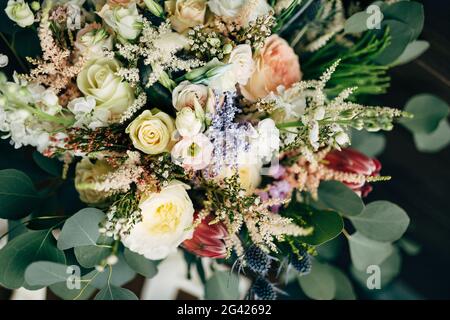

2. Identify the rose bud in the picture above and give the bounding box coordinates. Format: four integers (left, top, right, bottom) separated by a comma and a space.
325, 148, 382, 197
183, 214, 228, 259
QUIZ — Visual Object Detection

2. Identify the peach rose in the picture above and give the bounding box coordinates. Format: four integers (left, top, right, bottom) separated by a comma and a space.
241, 35, 302, 102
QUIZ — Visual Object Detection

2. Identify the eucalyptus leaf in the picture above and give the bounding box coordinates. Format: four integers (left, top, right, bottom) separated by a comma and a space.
95, 284, 138, 300
350, 201, 409, 242
0, 169, 41, 220
25, 261, 70, 286
0, 230, 66, 289
49, 280, 96, 300
383, 1, 424, 40
348, 232, 393, 271
317, 181, 365, 217
344, 11, 371, 34
413, 120, 450, 153
124, 248, 158, 278
204, 271, 240, 300
298, 259, 336, 300
297, 208, 343, 245
91, 256, 136, 289
401, 94, 449, 134
330, 267, 356, 300
57, 208, 105, 250
373, 20, 413, 65
392, 41, 429, 66
351, 129, 386, 157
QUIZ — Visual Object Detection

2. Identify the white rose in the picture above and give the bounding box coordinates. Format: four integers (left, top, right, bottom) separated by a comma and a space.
207, 0, 244, 17
5, 0, 35, 28
77, 57, 135, 123
251, 118, 280, 164
122, 181, 195, 260
171, 133, 213, 171
98, 3, 143, 41
175, 107, 204, 137
228, 44, 254, 86
75, 23, 113, 57
165, 0, 207, 33
172, 81, 215, 113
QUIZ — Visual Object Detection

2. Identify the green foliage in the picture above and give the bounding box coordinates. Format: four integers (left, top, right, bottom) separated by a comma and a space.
348, 232, 393, 271
331, 267, 356, 300
95, 284, 139, 300
350, 129, 386, 157
392, 41, 430, 66
316, 181, 365, 217
32, 151, 63, 177
57, 208, 105, 250
90, 257, 136, 289
0, 169, 41, 220
350, 201, 409, 242
401, 94, 450, 152
204, 271, 240, 300
285, 199, 343, 246
49, 280, 96, 300
298, 259, 336, 300
0, 230, 66, 289
124, 248, 158, 278
25, 262, 70, 287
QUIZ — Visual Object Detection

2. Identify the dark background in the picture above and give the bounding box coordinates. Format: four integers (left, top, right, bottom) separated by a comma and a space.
0, 0, 449, 300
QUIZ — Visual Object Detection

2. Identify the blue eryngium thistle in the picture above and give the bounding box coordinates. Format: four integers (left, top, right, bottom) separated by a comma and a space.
290, 249, 312, 276
251, 277, 277, 300
245, 246, 272, 276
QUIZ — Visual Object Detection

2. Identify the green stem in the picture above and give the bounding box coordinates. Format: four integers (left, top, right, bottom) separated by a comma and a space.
0, 31, 28, 72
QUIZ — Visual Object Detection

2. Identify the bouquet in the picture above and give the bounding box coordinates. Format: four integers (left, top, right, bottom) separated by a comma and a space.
0, 0, 447, 300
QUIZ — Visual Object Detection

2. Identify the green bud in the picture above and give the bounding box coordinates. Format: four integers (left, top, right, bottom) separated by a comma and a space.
158, 71, 176, 91
222, 43, 233, 55
205, 64, 232, 79
31, 1, 40, 11
206, 38, 221, 48
143, 0, 165, 18
185, 65, 210, 81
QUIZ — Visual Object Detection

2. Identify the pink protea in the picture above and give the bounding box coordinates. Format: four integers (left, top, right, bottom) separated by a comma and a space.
325, 148, 382, 197
183, 214, 229, 259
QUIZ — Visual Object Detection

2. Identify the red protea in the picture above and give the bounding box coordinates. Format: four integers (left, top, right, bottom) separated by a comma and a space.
324, 148, 382, 197
183, 215, 229, 259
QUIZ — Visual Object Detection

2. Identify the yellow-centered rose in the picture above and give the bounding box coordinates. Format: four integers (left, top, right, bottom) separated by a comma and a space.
165, 0, 207, 33
122, 181, 195, 260
77, 57, 135, 123
126, 109, 176, 154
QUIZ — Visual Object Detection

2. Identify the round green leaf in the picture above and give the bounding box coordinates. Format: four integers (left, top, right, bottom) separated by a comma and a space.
413, 120, 450, 153
49, 280, 96, 300
124, 248, 158, 278
0, 169, 41, 220
401, 94, 449, 134
383, 1, 424, 40
298, 208, 344, 245
91, 256, 136, 289
25, 261, 70, 286
205, 271, 240, 300
392, 41, 429, 66
373, 20, 413, 65
95, 284, 138, 300
57, 208, 105, 250
298, 260, 336, 300
330, 267, 356, 300
348, 232, 393, 271
344, 11, 371, 34
350, 201, 410, 242
74, 235, 114, 268
317, 181, 365, 217
351, 129, 386, 157
0, 230, 66, 289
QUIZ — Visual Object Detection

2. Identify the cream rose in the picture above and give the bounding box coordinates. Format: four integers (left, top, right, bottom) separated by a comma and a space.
75, 23, 113, 57
175, 107, 204, 137
5, 0, 35, 28
122, 181, 195, 260
216, 156, 262, 195
228, 44, 254, 86
171, 133, 213, 171
77, 57, 135, 123
75, 158, 114, 205
172, 81, 215, 112
165, 0, 207, 33
98, 3, 143, 41
126, 109, 176, 155
241, 35, 302, 102
208, 0, 270, 26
